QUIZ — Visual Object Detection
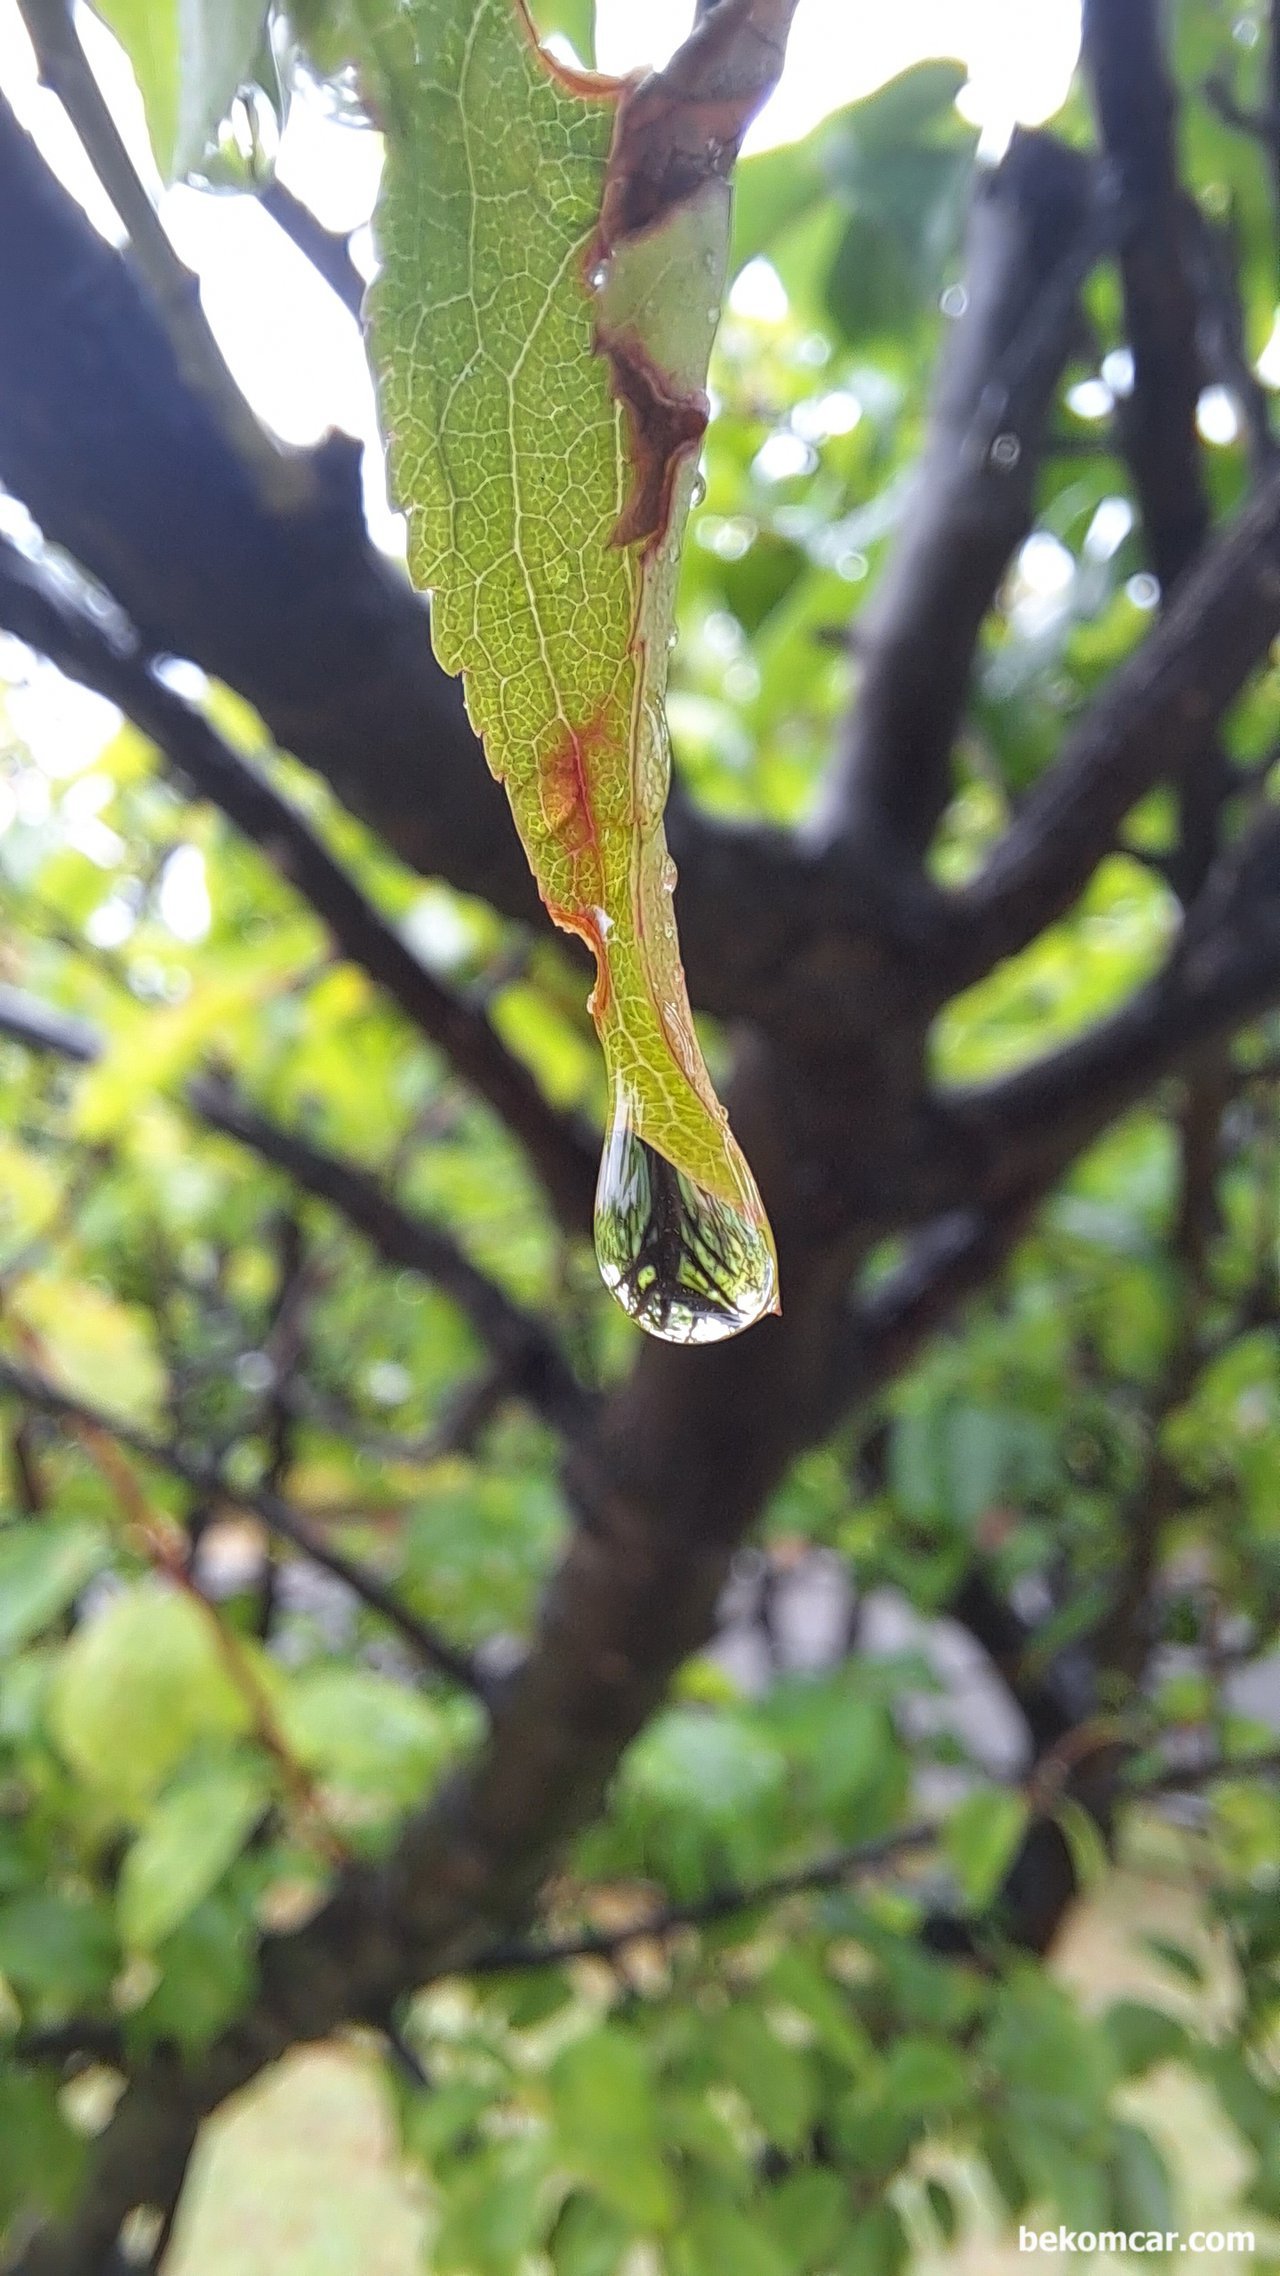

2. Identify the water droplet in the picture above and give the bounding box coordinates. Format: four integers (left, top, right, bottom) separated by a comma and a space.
989, 430, 1021, 470
690, 469, 707, 508
594, 1095, 776, 1344
588, 260, 610, 292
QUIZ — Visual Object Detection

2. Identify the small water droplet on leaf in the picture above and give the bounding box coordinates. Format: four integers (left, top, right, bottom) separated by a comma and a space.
594, 1092, 777, 1343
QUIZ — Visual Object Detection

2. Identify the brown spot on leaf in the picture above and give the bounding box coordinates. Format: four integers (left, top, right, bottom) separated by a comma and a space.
545, 897, 613, 1018
540, 709, 612, 857
595, 0, 795, 247
597, 326, 709, 554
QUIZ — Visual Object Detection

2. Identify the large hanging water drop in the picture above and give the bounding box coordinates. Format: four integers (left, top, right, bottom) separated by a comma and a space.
594, 1091, 777, 1344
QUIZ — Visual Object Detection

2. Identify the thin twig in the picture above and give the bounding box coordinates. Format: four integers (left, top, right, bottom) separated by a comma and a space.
0, 535, 600, 1238
0, 1354, 485, 1695
470, 1739, 1280, 1976
0, 980, 589, 1437
191, 1076, 589, 1436
14, 0, 298, 504
260, 178, 365, 320
469, 1821, 940, 1972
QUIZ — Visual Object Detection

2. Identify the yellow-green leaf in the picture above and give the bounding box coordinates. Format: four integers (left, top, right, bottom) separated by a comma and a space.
50, 1584, 252, 1812
361, 0, 777, 1341
93, 0, 268, 180
117, 1758, 269, 1948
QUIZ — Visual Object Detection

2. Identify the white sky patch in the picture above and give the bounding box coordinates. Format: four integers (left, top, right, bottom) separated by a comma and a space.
593, 0, 1080, 153
0, 0, 1082, 501
0, 0, 1082, 751
1196, 384, 1240, 446
4, 650, 121, 777
1083, 496, 1134, 563
729, 256, 790, 323
157, 844, 212, 941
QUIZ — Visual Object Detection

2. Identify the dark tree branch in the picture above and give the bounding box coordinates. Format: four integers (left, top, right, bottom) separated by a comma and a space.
1083, 0, 1208, 594
459, 1732, 1277, 1972
259, 178, 366, 320
469, 1821, 939, 1972
14, 0, 290, 499
0, 1356, 483, 1693
949, 458, 1280, 984
0, 534, 599, 1237
190, 1076, 589, 1437
1083, 0, 1230, 906
1187, 204, 1279, 477
945, 799, 1280, 1209
816, 131, 1098, 866
0, 984, 587, 1437
0, 984, 97, 1063
0, 92, 830, 1034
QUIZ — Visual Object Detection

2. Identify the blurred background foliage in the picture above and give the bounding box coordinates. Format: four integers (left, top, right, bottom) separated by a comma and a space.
2, 0, 1280, 2270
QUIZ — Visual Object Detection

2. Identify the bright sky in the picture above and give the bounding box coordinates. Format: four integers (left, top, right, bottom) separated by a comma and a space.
0, 0, 1081, 556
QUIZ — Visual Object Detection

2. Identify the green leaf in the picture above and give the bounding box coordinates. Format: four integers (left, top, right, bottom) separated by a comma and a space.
133, 1893, 257, 2055
712, 2004, 816, 2152
93, 0, 270, 179
0, 1890, 117, 2005
547, 2029, 674, 2232
528, 0, 595, 66
765, 1947, 875, 2074
550, 2192, 633, 2276
361, 0, 776, 1296
1109, 2120, 1175, 2235
880, 2034, 969, 2116
117, 1758, 268, 1949
49, 1583, 251, 1811
834, 2202, 908, 2276
277, 1665, 453, 1803
944, 1788, 1029, 1908
671, 2200, 791, 2276
761, 2170, 847, 2270
433, 2141, 550, 2276
1103, 2000, 1188, 2078
396, 2079, 490, 2166
924, 2179, 958, 2245
1141, 1934, 1207, 1988
1054, 1795, 1110, 1892
0, 2068, 85, 2229
14, 1274, 165, 1425
626, 1709, 788, 1821
0, 1519, 107, 1656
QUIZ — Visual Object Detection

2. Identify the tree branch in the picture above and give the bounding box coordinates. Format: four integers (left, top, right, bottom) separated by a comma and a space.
14, 0, 294, 502
0, 92, 828, 1033
949, 457, 1280, 984
0, 534, 599, 1237
0, 1356, 483, 1694
0, 984, 587, 1437
945, 799, 1280, 1209
259, 178, 366, 320
190, 1075, 589, 1437
1082, 0, 1208, 594
1083, 0, 1230, 905
815, 131, 1099, 865
469, 1820, 939, 1971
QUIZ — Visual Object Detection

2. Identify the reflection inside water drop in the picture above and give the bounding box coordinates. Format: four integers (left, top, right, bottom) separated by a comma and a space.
594, 1103, 776, 1344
